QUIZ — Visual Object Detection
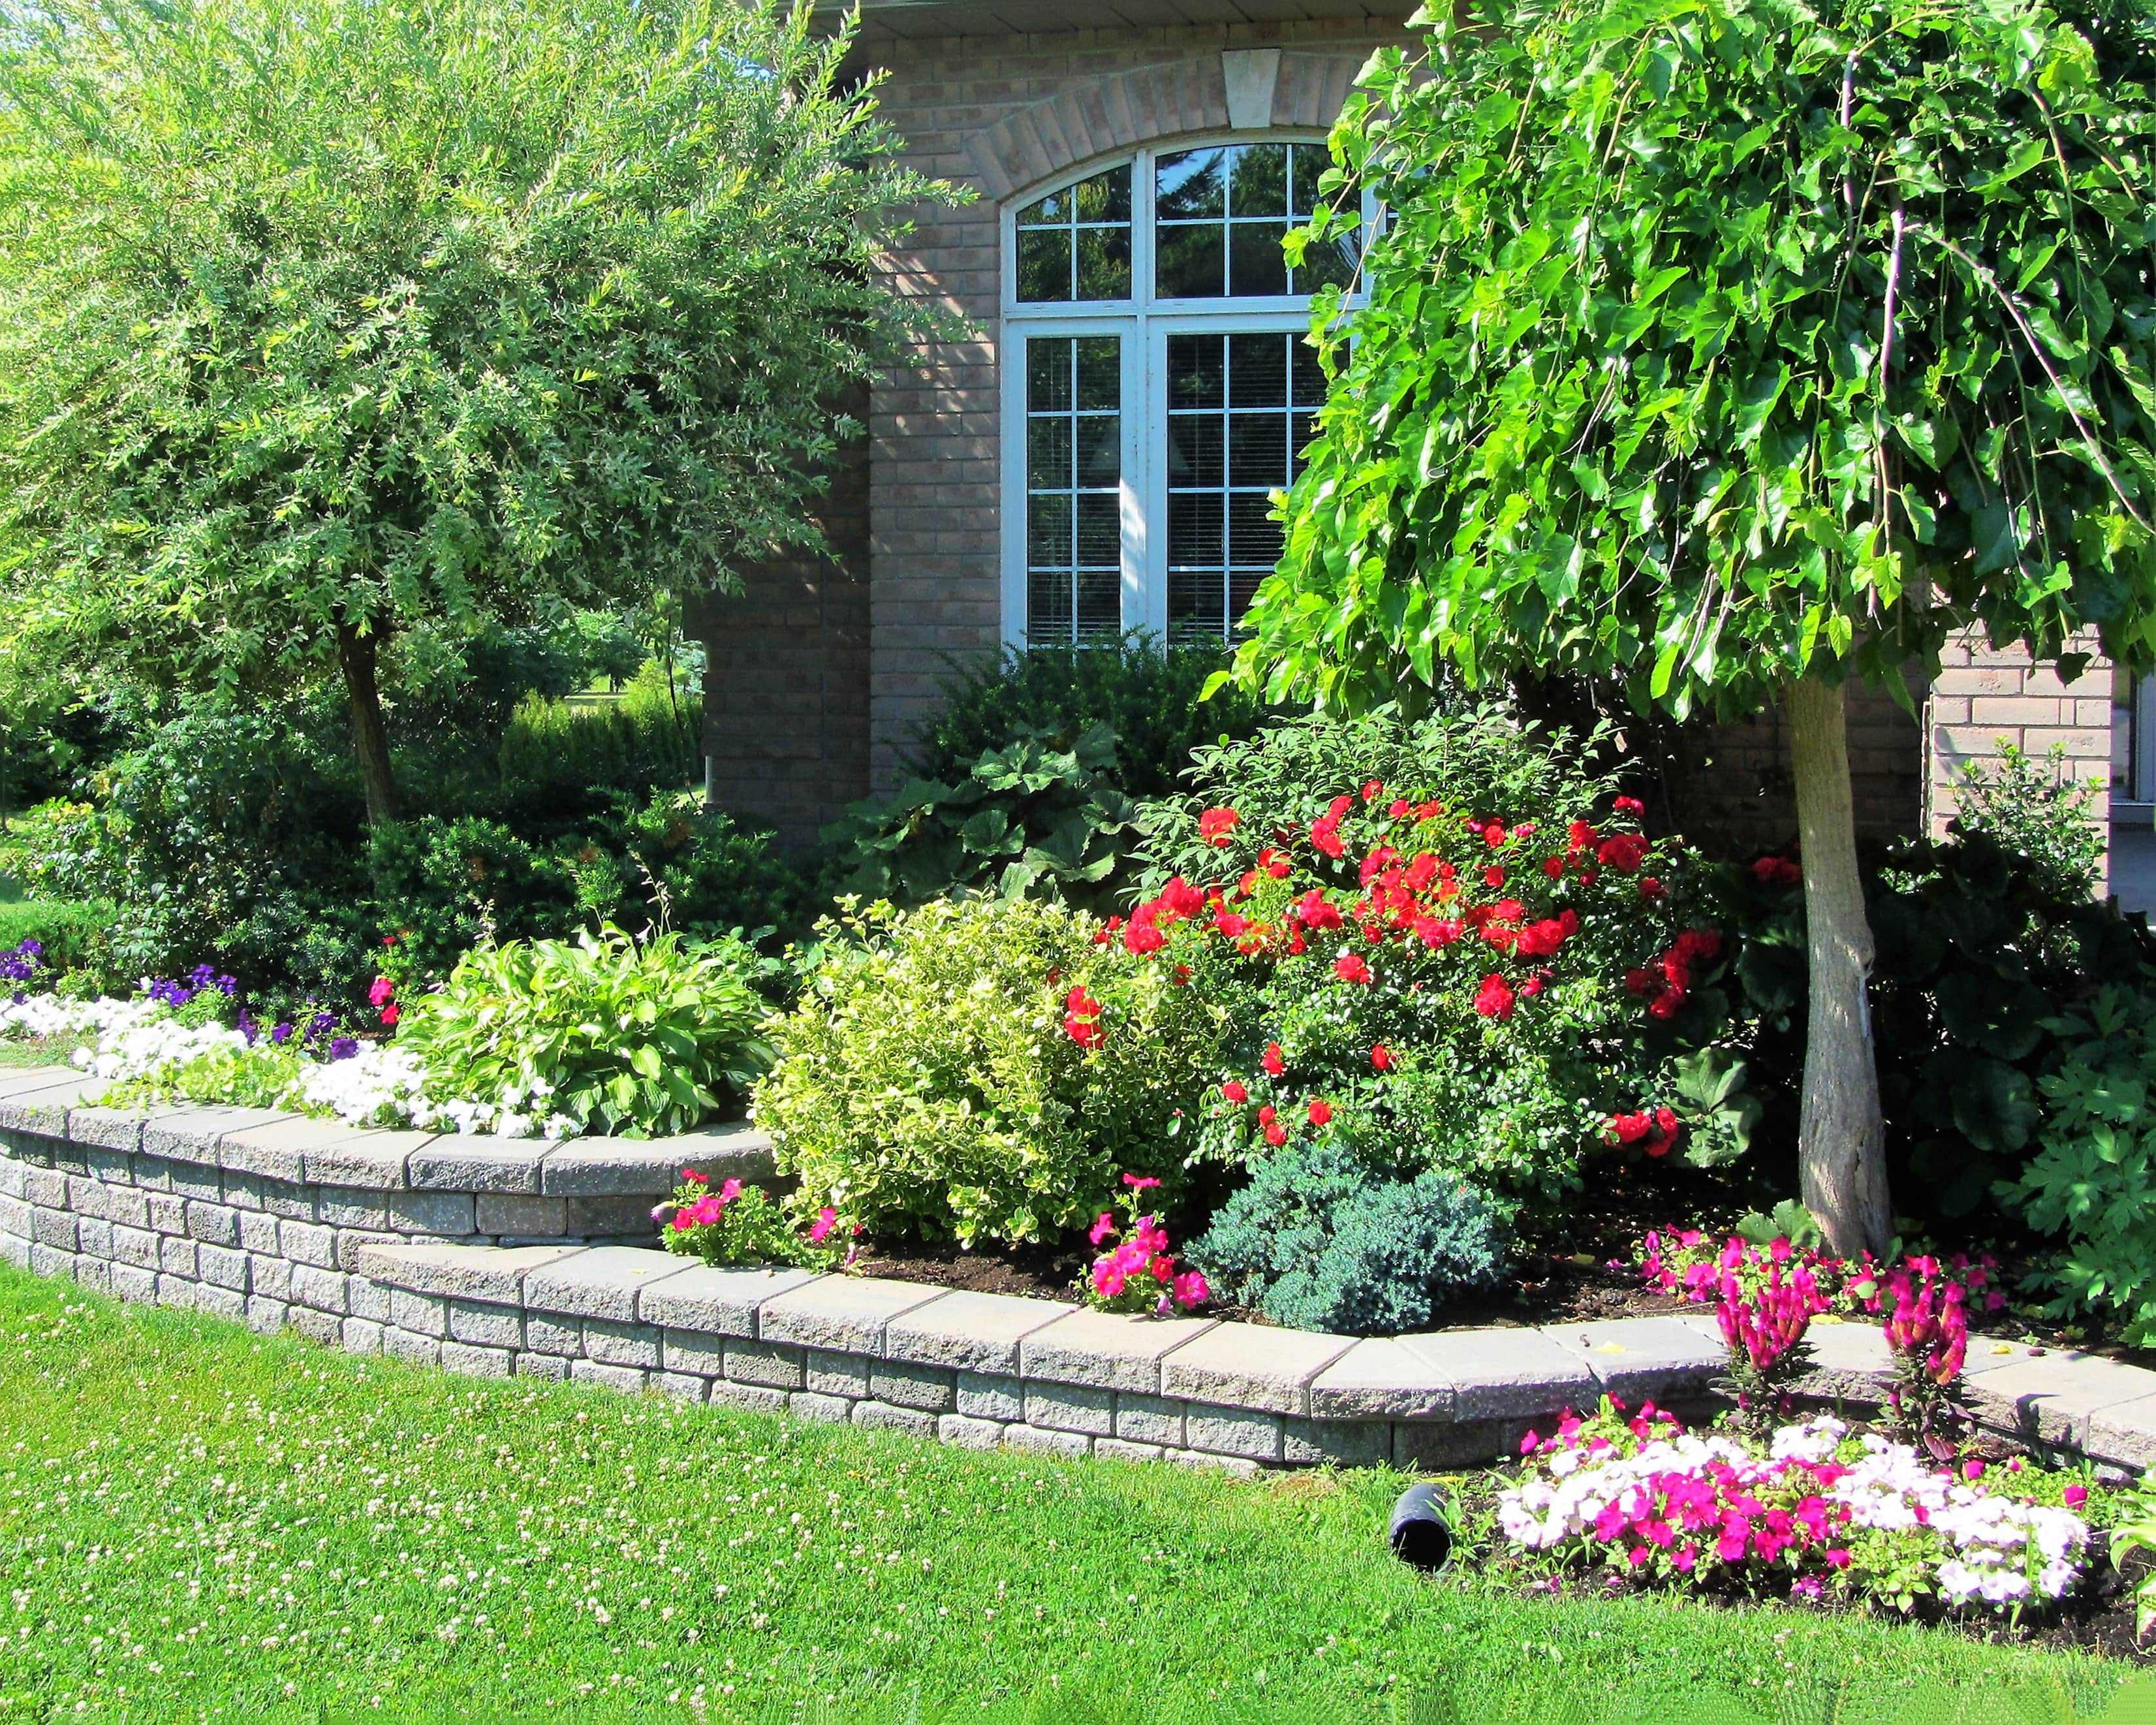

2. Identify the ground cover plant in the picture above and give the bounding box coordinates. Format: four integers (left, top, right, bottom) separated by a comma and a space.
0, 1265, 2126, 1722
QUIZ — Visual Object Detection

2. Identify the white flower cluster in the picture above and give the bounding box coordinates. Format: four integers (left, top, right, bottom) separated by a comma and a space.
1497, 1429, 1757, 1549
10, 992, 582, 1141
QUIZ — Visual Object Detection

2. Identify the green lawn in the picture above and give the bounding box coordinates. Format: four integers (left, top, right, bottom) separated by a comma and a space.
0, 1265, 2127, 1724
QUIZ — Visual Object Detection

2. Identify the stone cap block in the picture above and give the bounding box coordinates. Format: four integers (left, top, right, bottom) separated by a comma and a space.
1546, 1317, 1724, 1401
144, 1106, 290, 1166
303, 1130, 435, 1189
640, 1262, 823, 1337
219, 1115, 366, 1182
538, 1139, 687, 1196
2082, 1393, 2156, 1471
884, 1288, 1072, 1374
1020, 1308, 1219, 1394
661, 1122, 775, 1184
357, 1241, 590, 1305
1309, 1338, 1455, 1421
66, 1105, 151, 1153
1396, 1325, 1599, 1421
0, 1071, 100, 1135
1787, 1314, 1894, 1397
522, 1244, 695, 1322
408, 1139, 550, 1195
758, 1274, 949, 1355
1962, 1344, 2156, 1448
1161, 1321, 1354, 1415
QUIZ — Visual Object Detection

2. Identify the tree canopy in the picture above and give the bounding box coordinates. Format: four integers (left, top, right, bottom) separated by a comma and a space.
0, 0, 952, 816
1237, 0, 2156, 719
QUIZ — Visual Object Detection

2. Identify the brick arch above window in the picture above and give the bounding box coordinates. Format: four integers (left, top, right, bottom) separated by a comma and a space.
961, 49, 1369, 204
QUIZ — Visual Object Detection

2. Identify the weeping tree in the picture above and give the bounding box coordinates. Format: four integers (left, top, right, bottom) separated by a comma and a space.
0, 0, 949, 824
1230, 0, 2156, 1255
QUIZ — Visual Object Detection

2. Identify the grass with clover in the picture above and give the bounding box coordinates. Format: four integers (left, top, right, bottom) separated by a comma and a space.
0, 1267, 2131, 1724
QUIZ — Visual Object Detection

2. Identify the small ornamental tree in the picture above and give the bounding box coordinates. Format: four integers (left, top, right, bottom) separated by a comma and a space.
1231, 0, 2156, 1254
0, 0, 949, 823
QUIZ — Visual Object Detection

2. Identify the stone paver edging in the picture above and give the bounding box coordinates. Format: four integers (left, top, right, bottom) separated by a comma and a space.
3, 1062, 2153, 1474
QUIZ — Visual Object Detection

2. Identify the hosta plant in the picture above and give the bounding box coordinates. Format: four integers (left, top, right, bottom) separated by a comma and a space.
392, 925, 773, 1139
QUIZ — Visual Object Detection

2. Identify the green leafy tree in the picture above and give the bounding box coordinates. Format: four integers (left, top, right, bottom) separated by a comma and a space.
0, 0, 949, 823
1230, 0, 2156, 1254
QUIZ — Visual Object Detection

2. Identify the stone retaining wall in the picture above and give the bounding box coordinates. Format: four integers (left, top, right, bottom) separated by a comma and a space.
5, 1061, 2156, 1476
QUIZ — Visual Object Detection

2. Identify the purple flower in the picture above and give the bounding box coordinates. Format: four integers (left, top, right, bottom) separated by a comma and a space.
237, 1011, 258, 1047
15, 938, 40, 958
270, 1023, 293, 1045
328, 1037, 359, 1061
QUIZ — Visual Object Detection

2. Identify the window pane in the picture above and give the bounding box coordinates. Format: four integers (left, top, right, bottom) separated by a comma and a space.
1027, 416, 1073, 489
1074, 164, 1133, 223
1016, 228, 1072, 303
1293, 228, 1359, 294
1073, 568, 1122, 642
1228, 223, 1290, 296
1229, 494, 1282, 565
1229, 334, 1288, 408
1292, 410, 1320, 475
1155, 223, 1224, 300
1229, 144, 1289, 218
1074, 493, 1121, 566
1168, 334, 1225, 409
1074, 227, 1131, 300
1288, 143, 1332, 218
1168, 568, 1225, 644
1018, 186, 1069, 225
1029, 569, 1074, 639
1292, 340, 1326, 407
1168, 414, 1223, 488
1168, 490, 1223, 564
1027, 340, 1072, 413
1157, 147, 1227, 221
1075, 337, 1120, 411
1075, 414, 1120, 487
1228, 413, 1288, 490
1027, 492, 1072, 567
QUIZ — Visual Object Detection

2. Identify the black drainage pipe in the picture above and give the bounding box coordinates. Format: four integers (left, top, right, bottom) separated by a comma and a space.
1388, 1481, 1454, 1573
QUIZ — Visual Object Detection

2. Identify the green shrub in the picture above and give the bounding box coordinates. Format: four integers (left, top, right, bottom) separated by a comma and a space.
366, 816, 580, 982
1945, 739, 2106, 904
1189, 1140, 1510, 1335
573, 792, 813, 944
913, 634, 1269, 798
822, 725, 1142, 911
757, 898, 1228, 1246
394, 926, 775, 1139
2007, 989, 2156, 1344
0, 898, 116, 975
498, 661, 699, 813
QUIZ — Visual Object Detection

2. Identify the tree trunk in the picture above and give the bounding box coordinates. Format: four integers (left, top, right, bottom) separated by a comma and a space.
1785, 673, 1894, 1258
337, 620, 401, 827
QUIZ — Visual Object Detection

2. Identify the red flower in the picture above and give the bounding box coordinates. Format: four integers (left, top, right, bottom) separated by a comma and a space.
1214, 910, 1249, 938
1483, 820, 1508, 849
1483, 864, 1507, 889
1614, 795, 1646, 816
1753, 855, 1804, 887
1473, 973, 1516, 1020
1198, 806, 1241, 847
1221, 1081, 1248, 1104
1566, 821, 1597, 853
1541, 855, 1565, 880
1294, 890, 1343, 932
1370, 1044, 1394, 1071
1307, 1099, 1333, 1128
1649, 989, 1685, 1020
1414, 916, 1463, 948
1625, 967, 1656, 996
1258, 1105, 1277, 1125
379, 1003, 399, 1027
1063, 985, 1104, 1048
1388, 798, 1413, 819
1123, 921, 1165, 956
1362, 779, 1384, 803
1416, 800, 1443, 821
1334, 952, 1373, 985
1596, 833, 1649, 874
1638, 876, 1665, 900
1263, 1122, 1289, 1147
1258, 847, 1292, 879
1260, 1043, 1285, 1077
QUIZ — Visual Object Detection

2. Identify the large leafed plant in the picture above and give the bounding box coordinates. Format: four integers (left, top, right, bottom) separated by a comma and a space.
1231, 0, 2156, 1253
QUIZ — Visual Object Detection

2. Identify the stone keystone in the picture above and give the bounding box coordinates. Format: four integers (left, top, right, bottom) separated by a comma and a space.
219, 1115, 371, 1182
539, 1139, 696, 1196
1161, 1321, 1355, 1416
522, 1244, 694, 1323
355, 1241, 591, 1305
144, 1106, 290, 1167
1309, 1337, 1456, 1421
1545, 1316, 1725, 1400
638, 1263, 824, 1337
1020, 1307, 1219, 1394
883, 1288, 1072, 1375
407, 1139, 550, 1195
1395, 1325, 1599, 1421
304, 1130, 435, 1190
758, 1275, 950, 1355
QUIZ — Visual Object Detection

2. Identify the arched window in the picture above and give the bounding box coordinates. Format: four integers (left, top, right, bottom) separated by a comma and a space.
1001, 138, 1367, 648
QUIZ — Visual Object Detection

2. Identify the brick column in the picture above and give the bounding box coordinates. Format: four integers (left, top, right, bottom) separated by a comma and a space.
1922, 629, 2110, 890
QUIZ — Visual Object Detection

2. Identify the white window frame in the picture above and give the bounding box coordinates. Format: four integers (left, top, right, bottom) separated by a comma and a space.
998, 135, 1367, 649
